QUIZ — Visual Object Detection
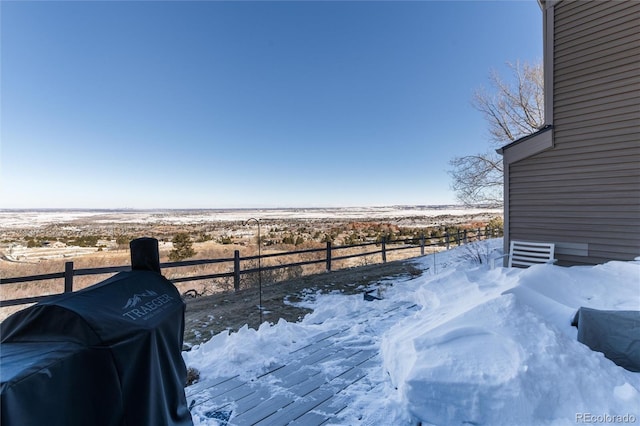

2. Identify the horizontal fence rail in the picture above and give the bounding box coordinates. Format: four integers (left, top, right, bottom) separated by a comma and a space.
1, 228, 501, 308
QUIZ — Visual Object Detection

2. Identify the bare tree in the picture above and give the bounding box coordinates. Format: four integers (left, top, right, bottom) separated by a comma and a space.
449, 61, 544, 207
449, 154, 504, 207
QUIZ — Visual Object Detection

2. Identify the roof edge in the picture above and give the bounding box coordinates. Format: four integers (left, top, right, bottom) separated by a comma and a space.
496, 125, 554, 155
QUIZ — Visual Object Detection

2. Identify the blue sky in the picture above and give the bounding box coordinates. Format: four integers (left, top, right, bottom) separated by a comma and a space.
1, 1, 542, 209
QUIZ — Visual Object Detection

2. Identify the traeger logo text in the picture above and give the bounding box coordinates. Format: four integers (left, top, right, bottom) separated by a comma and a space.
122, 290, 174, 320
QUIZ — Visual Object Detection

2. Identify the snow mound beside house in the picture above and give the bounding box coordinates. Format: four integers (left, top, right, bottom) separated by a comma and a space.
382, 256, 640, 425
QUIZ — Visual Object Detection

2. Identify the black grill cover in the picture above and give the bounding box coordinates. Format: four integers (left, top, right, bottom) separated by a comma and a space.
1, 270, 193, 426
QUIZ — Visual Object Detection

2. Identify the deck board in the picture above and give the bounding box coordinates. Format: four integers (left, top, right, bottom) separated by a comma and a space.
253, 389, 334, 426
187, 376, 247, 405
186, 375, 240, 398
187, 301, 419, 425
233, 393, 295, 425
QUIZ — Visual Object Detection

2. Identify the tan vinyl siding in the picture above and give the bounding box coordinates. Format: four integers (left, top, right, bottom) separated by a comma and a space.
508, 0, 640, 265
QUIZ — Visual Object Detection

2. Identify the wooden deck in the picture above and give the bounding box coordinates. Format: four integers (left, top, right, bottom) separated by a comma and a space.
186, 301, 418, 425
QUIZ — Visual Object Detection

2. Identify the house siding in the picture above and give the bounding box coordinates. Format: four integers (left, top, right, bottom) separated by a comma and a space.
508, 0, 640, 265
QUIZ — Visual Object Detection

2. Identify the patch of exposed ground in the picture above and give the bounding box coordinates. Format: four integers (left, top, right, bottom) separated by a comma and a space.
183, 258, 423, 348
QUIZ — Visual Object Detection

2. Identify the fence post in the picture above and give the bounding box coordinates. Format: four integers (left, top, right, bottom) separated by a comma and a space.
64, 261, 74, 293
233, 250, 240, 292
457, 230, 461, 246
326, 241, 332, 272
464, 229, 468, 244
477, 228, 481, 241
445, 232, 450, 250
381, 237, 387, 263
420, 234, 425, 256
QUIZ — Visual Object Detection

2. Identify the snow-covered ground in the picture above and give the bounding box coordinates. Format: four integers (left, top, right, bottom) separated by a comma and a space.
183, 239, 640, 425
0, 205, 500, 228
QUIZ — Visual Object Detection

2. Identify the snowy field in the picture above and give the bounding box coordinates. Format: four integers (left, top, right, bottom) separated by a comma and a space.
0, 206, 501, 229
183, 239, 640, 425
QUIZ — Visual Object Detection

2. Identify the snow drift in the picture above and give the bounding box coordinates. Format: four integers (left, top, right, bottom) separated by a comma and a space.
184, 239, 640, 425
